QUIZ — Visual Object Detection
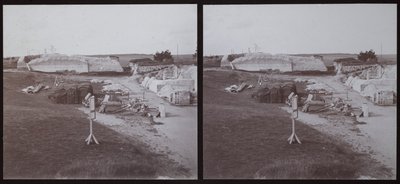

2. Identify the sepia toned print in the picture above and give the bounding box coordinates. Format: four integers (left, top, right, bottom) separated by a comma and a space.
3, 5, 197, 179
203, 4, 396, 179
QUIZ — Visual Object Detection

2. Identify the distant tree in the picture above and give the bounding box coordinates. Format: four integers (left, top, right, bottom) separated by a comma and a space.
154, 50, 173, 62
358, 50, 377, 62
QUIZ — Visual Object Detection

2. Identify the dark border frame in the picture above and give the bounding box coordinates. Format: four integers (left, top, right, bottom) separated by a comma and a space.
1, 0, 399, 183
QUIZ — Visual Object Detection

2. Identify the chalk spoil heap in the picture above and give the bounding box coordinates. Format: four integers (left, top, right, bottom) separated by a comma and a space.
230, 53, 327, 72
27, 54, 123, 73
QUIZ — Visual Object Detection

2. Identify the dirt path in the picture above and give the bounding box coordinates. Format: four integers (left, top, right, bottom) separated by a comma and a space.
318, 76, 396, 177
77, 75, 197, 178
280, 75, 396, 178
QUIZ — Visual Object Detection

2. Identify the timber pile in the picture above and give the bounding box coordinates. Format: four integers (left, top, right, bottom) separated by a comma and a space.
21, 83, 47, 94
224, 82, 249, 93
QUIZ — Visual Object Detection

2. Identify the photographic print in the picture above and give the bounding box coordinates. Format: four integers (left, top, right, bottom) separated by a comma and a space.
203, 4, 396, 179
3, 5, 197, 179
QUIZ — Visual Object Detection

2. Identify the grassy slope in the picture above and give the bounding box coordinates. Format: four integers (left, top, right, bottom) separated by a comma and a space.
203, 70, 390, 179
3, 72, 187, 179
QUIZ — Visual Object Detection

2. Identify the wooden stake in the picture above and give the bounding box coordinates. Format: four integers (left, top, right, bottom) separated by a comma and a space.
287, 115, 301, 144
85, 119, 99, 145
288, 95, 301, 144
86, 96, 99, 145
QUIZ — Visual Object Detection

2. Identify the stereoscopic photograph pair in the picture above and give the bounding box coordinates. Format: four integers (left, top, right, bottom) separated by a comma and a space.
3, 3, 397, 180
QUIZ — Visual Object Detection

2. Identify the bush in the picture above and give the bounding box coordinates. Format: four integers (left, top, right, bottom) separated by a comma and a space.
154, 50, 173, 62
358, 50, 377, 62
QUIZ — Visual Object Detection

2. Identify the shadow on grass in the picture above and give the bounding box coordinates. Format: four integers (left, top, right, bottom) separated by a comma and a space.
55, 158, 158, 179
254, 158, 358, 179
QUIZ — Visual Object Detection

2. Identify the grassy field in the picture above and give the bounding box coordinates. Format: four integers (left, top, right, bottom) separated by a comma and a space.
203, 70, 391, 179
3, 71, 188, 179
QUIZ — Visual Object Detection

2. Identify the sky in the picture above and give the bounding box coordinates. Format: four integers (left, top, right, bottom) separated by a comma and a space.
3, 5, 197, 57
204, 4, 397, 56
